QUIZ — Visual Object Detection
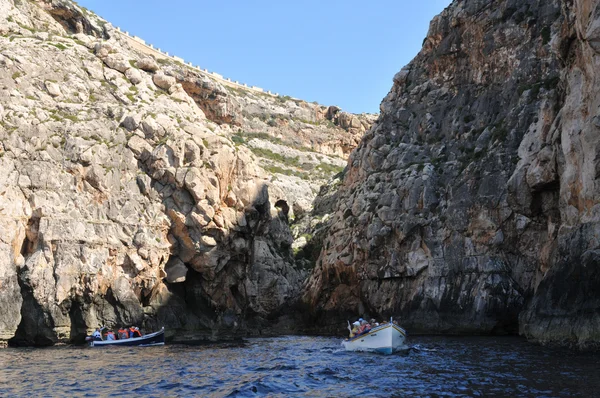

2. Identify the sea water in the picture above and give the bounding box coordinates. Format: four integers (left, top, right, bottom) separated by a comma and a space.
0, 335, 598, 396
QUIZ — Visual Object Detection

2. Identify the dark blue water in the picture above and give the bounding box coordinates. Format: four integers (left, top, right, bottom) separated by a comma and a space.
0, 336, 598, 397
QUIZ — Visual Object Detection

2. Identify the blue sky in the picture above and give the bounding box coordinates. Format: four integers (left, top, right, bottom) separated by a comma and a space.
76, 1, 452, 114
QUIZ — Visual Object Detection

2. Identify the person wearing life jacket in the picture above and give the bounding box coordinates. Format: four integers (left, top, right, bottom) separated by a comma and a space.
129, 326, 142, 338
357, 319, 371, 335
118, 327, 129, 339
105, 330, 116, 341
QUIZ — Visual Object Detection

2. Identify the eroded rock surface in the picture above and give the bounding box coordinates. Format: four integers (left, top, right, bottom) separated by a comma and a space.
0, 0, 373, 345
304, 0, 600, 349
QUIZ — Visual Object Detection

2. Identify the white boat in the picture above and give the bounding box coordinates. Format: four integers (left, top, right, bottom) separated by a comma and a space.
342, 322, 407, 355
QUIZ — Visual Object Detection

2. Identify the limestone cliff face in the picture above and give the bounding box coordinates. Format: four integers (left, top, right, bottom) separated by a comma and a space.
0, 0, 373, 345
305, 0, 600, 348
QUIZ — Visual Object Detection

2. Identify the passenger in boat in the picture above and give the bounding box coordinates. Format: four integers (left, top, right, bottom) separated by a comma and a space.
92, 328, 102, 341
359, 319, 371, 334
118, 327, 129, 339
129, 326, 142, 338
105, 330, 116, 340
370, 319, 379, 327
349, 321, 361, 338
356, 318, 364, 331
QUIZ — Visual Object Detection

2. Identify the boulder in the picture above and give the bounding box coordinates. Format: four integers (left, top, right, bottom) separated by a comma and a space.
102, 53, 129, 73
45, 81, 62, 97
136, 57, 159, 72
125, 67, 143, 85
153, 73, 176, 91
121, 113, 143, 131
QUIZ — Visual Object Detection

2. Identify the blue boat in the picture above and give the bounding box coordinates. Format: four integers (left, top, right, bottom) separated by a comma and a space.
88, 327, 165, 347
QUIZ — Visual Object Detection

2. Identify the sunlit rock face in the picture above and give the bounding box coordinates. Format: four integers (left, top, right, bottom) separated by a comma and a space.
304, 0, 600, 349
0, 0, 374, 345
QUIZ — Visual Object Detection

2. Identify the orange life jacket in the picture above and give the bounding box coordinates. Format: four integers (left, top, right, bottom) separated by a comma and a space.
130, 327, 141, 338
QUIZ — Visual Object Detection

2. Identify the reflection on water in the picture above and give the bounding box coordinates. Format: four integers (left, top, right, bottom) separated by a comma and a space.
0, 336, 598, 397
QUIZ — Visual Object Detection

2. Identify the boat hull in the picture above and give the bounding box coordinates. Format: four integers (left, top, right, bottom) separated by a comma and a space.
341, 324, 406, 354
89, 327, 165, 347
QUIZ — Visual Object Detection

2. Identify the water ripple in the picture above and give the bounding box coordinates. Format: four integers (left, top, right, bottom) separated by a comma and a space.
0, 336, 598, 396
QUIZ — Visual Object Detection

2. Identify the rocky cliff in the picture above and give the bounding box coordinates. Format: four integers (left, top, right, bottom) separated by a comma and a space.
304, 0, 600, 349
0, 0, 374, 345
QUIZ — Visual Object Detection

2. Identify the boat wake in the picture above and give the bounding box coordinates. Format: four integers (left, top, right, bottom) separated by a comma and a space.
409, 344, 438, 352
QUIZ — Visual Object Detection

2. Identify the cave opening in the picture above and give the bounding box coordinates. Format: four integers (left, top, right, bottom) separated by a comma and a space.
274, 199, 289, 220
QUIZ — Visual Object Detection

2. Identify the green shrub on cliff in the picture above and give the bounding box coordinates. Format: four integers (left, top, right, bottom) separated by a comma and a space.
316, 162, 344, 175
250, 147, 300, 167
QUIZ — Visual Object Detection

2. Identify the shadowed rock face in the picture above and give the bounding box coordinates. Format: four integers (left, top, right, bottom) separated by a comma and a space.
304, 0, 600, 349
0, 0, 374, 345
40, 0, 107, 37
